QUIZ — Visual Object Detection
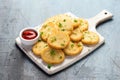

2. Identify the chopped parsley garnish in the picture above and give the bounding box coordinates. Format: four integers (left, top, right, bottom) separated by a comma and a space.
74, 19, 78, 23
61, 29, 65, 31
47, 64, 52, 69
38, 39, 41, 42
78, 43, 82, 47
35, 46, 38, 48
61, 43, 64, 46
59, 56, 62, 59
51, 37, 56, 42
43, 24, 47, 28
50, 49, 55, 56
58, 23, 63, 28
44, 45, 48, 48
71, 43, 74, 48
40, 32, 43, 36
63, 19, 66, 22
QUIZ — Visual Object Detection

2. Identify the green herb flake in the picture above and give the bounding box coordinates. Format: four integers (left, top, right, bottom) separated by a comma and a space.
74, 19, 78, 23
43, 24, 47, 28
50, 49, 55, 56
58, 23, 63, 28
35, 46, 38, 48
38, 39, 41, 42
51, 37, 56, 43
47, 64, 52, 69
61, 43, 64, 46
59, 56, 62, 59
78, 43, 82, 47
63, 19, 66, 22
44, 45, 48, 48
40, 32, 43, 36
61, 29, 65, 31
71, 43, 74, 48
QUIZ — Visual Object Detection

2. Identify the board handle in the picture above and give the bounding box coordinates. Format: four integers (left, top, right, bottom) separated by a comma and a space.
90, 10, 113, 26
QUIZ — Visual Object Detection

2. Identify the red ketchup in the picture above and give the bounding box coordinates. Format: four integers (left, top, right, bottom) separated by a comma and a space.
22, 29, 37, 40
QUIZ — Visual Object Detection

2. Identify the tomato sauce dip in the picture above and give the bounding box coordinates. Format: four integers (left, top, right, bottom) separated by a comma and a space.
22, 29, 38, 40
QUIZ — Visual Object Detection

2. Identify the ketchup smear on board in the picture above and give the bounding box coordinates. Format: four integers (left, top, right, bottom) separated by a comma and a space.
22, 29, 37, 40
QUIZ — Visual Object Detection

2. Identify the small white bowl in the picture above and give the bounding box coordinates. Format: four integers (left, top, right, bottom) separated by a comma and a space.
19, 27, 40, 45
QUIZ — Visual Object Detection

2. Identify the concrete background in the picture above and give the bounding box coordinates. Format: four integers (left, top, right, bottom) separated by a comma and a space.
0, 0, 120, 80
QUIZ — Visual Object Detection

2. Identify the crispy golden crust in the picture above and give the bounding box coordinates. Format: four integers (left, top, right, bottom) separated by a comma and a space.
32, 13, 101, 65
55, 16, 73, 35
63, 41, 83, 56
32, 41, 48, 57
72, 18, 81, 28
47, 31, 70, 49
70, 26, 83, 42
82, 31, 99, 45
40, 22, 57, 41
41, 47, 65, 64
45, 14, 74, 35
79, 19, 88, 32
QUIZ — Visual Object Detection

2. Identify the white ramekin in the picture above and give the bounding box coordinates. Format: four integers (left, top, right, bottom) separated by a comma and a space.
19, 27, 40, 45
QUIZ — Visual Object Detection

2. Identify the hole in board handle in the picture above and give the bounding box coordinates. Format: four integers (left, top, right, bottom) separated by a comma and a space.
104, 12, 107, 15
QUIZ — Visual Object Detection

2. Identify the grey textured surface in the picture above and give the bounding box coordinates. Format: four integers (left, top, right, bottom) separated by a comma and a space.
0, 0, 120, 80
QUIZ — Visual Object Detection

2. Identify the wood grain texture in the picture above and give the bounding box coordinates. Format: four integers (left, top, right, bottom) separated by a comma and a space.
0, 0, 120, 80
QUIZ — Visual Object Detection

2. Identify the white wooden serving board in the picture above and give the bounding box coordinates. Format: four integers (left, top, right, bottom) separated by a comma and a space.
15, 10, 113, 75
